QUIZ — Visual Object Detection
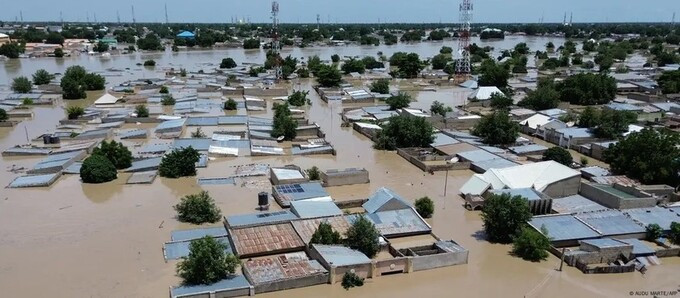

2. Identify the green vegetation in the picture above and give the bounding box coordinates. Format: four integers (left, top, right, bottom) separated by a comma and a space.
658, 70, 680, 94
646, 224, 663, 241
92, 140, 133, 169
136, 34, 164, 51
135, 104, 149, 118
361, 56, 384, 69
174, 191, 222, 224
66, 106, 85, 120
243, 38, 260, 49
604, 128, 680, 186
219, 58, 237, 69
480, 30, 504, 40
375, 115, 435, 150
287, 90, 309, 106
310, 222, 342, 245
481, 193, 532, 243
440, 46, 453, 54
400, 30, 424, 42
11, 76, 32, 93
159, 147, 201, 178
431, 54, 452, 69
415, 196, 434, 218
473, 111, 519, 146
224, 98, 237, 110
22, 98, 33, 105
143, 59, 156, 67
93, 41, 109, 53
385, 92, 411, 110
160, 86, 169, 94
670, 222, 680, 245
176, 236, 240, 285
161, 94, 176, 106
316, 64, 342, 87
53, 48, 65, 58
577, 108, 637, 139
518, 78, 560, 110
32, 69, 54, 85
489, 92, 513, 110
556, 73, 616, 105
346, 215, 380, 258
542, 147, 573, 166
80, 154, 118, 184
370, 79, 390, 94
580, 156, 589, 166
331, 54, 340, 63
341, 58, 366, 74
60, 66, 106, 99
271, 103, 298, 141
306, 166, 321, 181
478, 59, 510, 91
512, 226, 550, 262
341, 272, 365, 290
0, 108, 7, 121
0, 42, 24, 58
389, 52, 424, 78
430, 100, 453, 117
191, 127, 207, 138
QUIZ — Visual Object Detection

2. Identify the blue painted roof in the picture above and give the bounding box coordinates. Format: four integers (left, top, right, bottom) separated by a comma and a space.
616, 238, 656, 255
176, 31, 196, 38
124, 157, 162, 172
556, 127, 594, 139
624, 207, 680, 230
170, 275, 251, 298
362, 187, 411, 214
581, 238, 626, 248
226, 210, 298, 228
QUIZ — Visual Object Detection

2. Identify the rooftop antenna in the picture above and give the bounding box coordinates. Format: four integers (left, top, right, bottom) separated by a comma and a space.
131, 5, 136, 24
117, 10, 121, 24
456, 0, 473, 81
271, 1, 282, 81
20, 11, 23, 23
165, 3, 169, 24
569, 12, 573, 25
317, 14, 320, 30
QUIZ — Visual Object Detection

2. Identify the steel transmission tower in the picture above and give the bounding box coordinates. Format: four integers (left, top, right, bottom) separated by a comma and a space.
271, 1, 282, 81
165, 3, 169, 24
455, 0, 473, 80
131, 5, 136, 24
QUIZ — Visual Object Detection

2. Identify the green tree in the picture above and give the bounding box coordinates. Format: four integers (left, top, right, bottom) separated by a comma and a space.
191, 127, 207, 138
135, 105, 149, 118
0, 42, 24, 58
80, 154, 118, 183
143, 60, 156, 67
160, 86, 169, 94
346, 215, 380, 258
478, 59, 510, 90
542, 147, 573, 166
604, 128, 680, 186
577, 106, 600, 128
473, 111, 519, 146
176, 236, 239, 285
61, 66, 106, 99
136, 34, 163, 51
66, 106, 85, 120
92, 140, 133, 169
159, 147, 201, 178
287, 90, 309, 106
93, 41, 109, 53
375, 116, 435, 150
219, 58, 237, 69
481, 193, 532, 243
306, 166, 321, 180
658, 70, 680, 94
593, 109, 637, 139
428, 29, 450, 41
646, 223, 663, 241
415, 196, 434, 218
310, 222, 342, 245
670, 222, 680, 245
45, 32, 65, 45
0, 108, 7, 121
430, 100, 453, 117
174, 191, 222, 224
307, 55, 323, 75
11, 76, 32, 93
316, 64, 342, 87
512, 226, 551, 262
440, 46, 453, 54
556, 73, 616, 105
431, 54, 452, 70
361, 56, 384, 69
271, 103, 298, 140
243, 38, 260, 49
514, 42, 530, 55
341, 58, 366, 74
224, 98, 237, 110
53, 48, 65, 58
331, 54, 340, 63
385, 92, 411, 110
32, 69, 54, 85
370, 79, 390, 94
341, 272, 365, 290
489, 92, 513, 110
394, 53, 424, 78
161, 94, 176, 106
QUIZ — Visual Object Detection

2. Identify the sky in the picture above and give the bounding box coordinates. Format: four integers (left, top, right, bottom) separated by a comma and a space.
2, 0, 679, 24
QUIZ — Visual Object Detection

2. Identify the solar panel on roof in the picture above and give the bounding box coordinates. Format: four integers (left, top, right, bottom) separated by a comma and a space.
277, 184, 304, 193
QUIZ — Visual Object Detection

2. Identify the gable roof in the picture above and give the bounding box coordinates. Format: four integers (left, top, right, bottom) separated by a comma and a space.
519, 114, 552, 130
468, 86, 503, 100
462, 161, 580, 194
94, 93, 119, 105
362, 187, 411, 213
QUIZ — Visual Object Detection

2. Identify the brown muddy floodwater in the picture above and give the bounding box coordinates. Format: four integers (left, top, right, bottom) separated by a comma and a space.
1, 41, 679, 298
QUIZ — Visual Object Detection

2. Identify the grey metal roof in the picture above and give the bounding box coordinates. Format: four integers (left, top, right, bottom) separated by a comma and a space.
365, 208, 431, 237
580, 166, 610, 178
556, 127, 594, 139
119, 129, 147, 139
529, 214, 601, 242
171, 227, 228, 242
489, 188, 543, 201
63, 162, 82, 174
290, 201, 343, 219
580, 238, 627, 249
615, 238, 655, 255
197, 177, 235, 185
291, 145, 334, 155
126, 171, 157, 184
624, 207, 680, 230
8, 173, 61, 188
363, 187, 411, 214
605, 102, 643, 112
173, 138, 212, 151
457, 149, 501, 162
124, 157, 162, 173
472, 158, 518, 172
3, 147, 52, 155
226, 210, 298, 228
138, 142, 172, 154
155, 118, 186, 133
551, 195, 609, 214
273, 182, 330, 202
576, 210, 645, 236
30, 150, 84, 173
170, 275, 251, 298
218, 115, 248, 125
164, 236, 232, 260
312, 244, 371, 266
186, 117, 219, 126
508, 144, 548, 155
431, 132, 460, 148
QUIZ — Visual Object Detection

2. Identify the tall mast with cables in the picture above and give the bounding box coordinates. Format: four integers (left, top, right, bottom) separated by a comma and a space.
456, 0, 473, 80
271, 1, 282, 81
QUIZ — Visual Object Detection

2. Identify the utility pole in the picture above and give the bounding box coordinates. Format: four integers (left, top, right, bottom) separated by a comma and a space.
117, 11, 121, 24
165, 3, 169, 24
559, 248, 566, 271
673, 12, 676, 27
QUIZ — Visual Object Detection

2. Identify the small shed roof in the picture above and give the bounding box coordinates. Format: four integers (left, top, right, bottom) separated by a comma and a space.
363, 187, 411, 213
312, 244, 371, 266
290, 201, 343, 219
226, 210, 298, 228
519, 114, 552, 130
529, 214, 601, 242
93, 93, 119, 105
468, 86, 503, 100
170, 275, 251, 298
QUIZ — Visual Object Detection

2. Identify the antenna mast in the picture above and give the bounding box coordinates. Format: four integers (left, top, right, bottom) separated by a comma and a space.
271, 1, 282, 81
131, 5, 136, 24
117, 11, 121, 24
165, 3, 169, 24
317, 14, 320, 30
455, 0, 473, 81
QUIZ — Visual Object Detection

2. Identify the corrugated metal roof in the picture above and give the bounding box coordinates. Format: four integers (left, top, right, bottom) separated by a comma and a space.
363, 187, 411, 213
508, 144, 548, 155
529, 214, 601, 241
290, 201, 342, 219
431, 132, 460, 148
185, 117, 219, 126
173, 138, 211, 151
170, 275, 251, 298
576, 210, 645, 236
472, 158, 518, 173
273, 182, 331, 203
124, 157, 162, 172
171, 227, 228, 242
615, 238, 656, 255
459, 174, 491, 195
364, 208, 431, 237
489, 188, 543, 201
580, 238, 626, 248
8, 172, 61, 188
226, 210, 298, 228
155, 118, 186, 133
312, 244, 371, 266
164, 236, 232, 260
457, 149, 501, 162
624, 207, 680, 230
551, 195, 609, 214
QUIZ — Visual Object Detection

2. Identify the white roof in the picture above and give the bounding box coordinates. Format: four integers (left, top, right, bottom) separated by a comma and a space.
354, 122, 382, 130
401, 108, 430, 118
519, 114, 552, 130
468, 86, 503, 100
623, 124, 644, 136
481, 161, 580, 191
0, 33, 9, 38
93, 93, 119, 105
460, 174, 491, 196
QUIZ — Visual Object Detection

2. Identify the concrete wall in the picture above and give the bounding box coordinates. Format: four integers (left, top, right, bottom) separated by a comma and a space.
374, 257, 409, 276
580, 182, 657, 209
331, 264, 372, 283
656, 247, 680, 258
321, 169, 370, 187
249, 274, 328, 294
244, 88, 288, 97
396, 148, 471, 172
410, 250, 469, 272
542, 175, 581, 198
172, 287, 253, 298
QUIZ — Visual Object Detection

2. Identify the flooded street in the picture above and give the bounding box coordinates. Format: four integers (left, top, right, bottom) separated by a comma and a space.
1, 37, 679, 298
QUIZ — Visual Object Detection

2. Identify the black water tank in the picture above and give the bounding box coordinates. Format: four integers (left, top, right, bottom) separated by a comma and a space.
50, 136, 60, 144
258, 192, 268, 206
42, 135, 51, 144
